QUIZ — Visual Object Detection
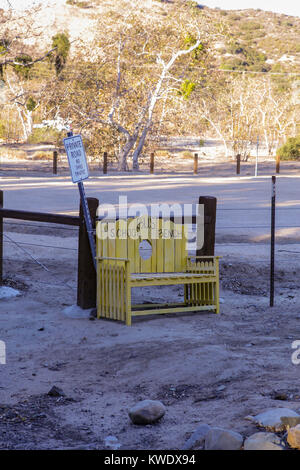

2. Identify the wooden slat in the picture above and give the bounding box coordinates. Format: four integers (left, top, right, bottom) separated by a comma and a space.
0, 208, 80, 226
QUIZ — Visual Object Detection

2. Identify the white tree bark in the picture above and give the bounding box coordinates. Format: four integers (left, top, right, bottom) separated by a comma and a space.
131, 39, 202, 169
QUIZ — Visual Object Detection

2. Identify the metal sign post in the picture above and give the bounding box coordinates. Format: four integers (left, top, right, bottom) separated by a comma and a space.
64, 131, 96, 270
270, 175, 276, 307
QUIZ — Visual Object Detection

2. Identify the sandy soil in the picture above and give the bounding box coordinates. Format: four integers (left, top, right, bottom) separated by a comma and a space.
1, 238, 300, 450
1, 160, 300, 450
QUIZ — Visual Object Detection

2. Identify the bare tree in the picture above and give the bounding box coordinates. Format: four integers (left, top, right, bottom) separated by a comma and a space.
64, 2, 212, 170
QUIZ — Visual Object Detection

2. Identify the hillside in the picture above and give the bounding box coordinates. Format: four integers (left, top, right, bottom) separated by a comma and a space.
11, 0, 299, 73
1, 0, 299, 160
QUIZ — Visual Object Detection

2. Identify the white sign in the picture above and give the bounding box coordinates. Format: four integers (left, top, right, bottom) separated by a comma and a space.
63, 134, 89, 183
0, 340, 5, 365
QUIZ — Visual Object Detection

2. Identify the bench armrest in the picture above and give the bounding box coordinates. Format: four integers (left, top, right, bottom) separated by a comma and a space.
96, 256, 129, 262
186, 255, 219, 275
187, 255, 222, 259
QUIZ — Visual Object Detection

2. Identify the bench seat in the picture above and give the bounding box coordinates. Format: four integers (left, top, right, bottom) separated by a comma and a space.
96, 215, 220, 325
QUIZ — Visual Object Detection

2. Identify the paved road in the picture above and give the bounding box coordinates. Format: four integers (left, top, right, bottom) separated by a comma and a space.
1, 170, 300, 243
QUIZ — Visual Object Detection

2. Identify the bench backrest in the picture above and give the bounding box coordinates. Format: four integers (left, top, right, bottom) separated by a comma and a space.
96, 215, 188, 273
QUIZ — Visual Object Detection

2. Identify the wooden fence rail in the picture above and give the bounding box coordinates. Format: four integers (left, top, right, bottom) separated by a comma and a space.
0, 189, 98, 310
0, 208, 80, 226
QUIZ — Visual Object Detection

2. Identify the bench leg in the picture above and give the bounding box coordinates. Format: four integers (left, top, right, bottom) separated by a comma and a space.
125, 262, 132, 326
184, 285, 189, 305
215, 259, 220, 314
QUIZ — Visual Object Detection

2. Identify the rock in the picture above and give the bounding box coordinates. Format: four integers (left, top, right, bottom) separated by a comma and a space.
89, 308, 97, 320
272, 391, 288, 401
252, 408, 300, 432
287, 424, 300, 449
204, 427, 244, 450
244, 415, 255, 422
281, 416, 300, 429
129, 400, 166, 425
244, 432, 285, 450
47, 385, 65, 397
104, 435, 121, 450
182, 423, 211, 450
0, 286, 20, 299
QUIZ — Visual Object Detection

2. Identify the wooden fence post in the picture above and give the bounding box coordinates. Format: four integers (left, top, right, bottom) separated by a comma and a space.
103, 152, 108, 174
53, 150, 58, 175
236, 154, 241, 175
276, 154, 280, 174
194, 153, 198, 175
77, 196, 99, 309
0, 190, 3, 285
150, 152, 154, 174
196, 196, 217, 256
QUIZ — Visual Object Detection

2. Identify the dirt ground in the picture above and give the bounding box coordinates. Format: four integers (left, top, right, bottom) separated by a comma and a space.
1, 231, 300, 450
1, 159, 300, 450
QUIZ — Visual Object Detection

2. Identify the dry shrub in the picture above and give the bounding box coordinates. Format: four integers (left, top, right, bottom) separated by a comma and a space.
31, 151, 53, 161
14, 150, 28, 160
180, 151, 193, 159
155, 150, 172, 158
0, 148, 28, 160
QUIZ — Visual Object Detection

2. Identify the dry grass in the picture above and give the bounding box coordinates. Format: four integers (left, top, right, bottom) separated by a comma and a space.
178, 151, 194, 159
155, 150, 172, 158
0, 148, 28, 160
31, 151, 54, 161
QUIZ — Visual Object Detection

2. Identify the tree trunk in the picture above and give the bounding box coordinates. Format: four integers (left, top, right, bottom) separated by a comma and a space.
15, 104, 28, 141
132, 125, 150, 170
117, 136, 137, 171
26, 110, 33, 137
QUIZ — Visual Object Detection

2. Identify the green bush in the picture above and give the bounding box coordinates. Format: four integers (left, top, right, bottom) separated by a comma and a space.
277, 136, 300, 160
228, 14, 241, 21
28, 127, 63, 145
220, 58, 244, 70
0, 118, 23, 141
13, 54, 33, 79
178, 79, 196, 100
66, 0, 91, 7
180, 151, 193, 159
0, 38, 9, 54
226, 42, 244, 54
0, 121, 6, 139
240, 21, 263, 31
49, 32, 70, 75
26, 97, 37, 112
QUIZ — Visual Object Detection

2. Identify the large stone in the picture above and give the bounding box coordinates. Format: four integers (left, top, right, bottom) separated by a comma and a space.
287, 424, 300, 449
281, 416, 300, 429
204, 427, 243, 450
128, 400, 166, 425
182, 423, 211, 450
252, 408, 300, 432
244, 432, 285, 450
47, 385, 65, 397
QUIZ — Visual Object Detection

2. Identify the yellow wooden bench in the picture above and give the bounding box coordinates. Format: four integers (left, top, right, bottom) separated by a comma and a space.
96, 215, 220, 326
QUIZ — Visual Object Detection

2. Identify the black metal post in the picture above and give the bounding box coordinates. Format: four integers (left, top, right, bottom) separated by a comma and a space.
0, 190, 3, 285
270, 175, 276, 307
67, 131, 97, 270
